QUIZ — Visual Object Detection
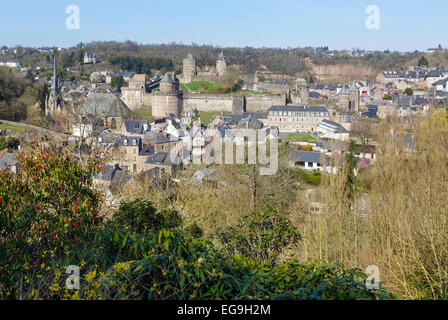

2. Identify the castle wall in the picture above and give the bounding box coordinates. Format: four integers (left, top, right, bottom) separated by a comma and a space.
182, 94, 285, 113
121, 88, 153, 111
245, 94, 286, 112
183, 94, 234, 112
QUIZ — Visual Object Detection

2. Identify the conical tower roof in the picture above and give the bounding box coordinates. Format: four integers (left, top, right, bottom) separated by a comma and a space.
160, 73, 173, 83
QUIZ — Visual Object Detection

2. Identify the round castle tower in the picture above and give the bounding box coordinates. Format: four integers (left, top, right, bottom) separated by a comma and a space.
152, 73, 183, 118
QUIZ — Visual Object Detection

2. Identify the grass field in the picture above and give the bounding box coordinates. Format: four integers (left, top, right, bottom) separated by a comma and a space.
288, 133, 317, 143
180, 81, 224, 93
0, 123, 27, 132
133, 108, 152, 121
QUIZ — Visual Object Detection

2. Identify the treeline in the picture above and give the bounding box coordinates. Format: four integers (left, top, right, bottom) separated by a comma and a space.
6, 41, 448, 79
0, 68, 28, 121
109, 56, 174, 75
0, 68, 47, 122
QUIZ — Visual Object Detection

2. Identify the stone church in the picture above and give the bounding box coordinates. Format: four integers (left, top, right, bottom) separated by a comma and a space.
45, 52, 63, 116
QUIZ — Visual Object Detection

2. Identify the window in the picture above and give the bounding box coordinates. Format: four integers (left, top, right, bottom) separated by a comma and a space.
133, 164, 137, 172
111, 118, 117, 129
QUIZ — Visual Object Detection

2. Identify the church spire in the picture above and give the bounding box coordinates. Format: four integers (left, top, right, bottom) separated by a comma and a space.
51, 51, 58, 94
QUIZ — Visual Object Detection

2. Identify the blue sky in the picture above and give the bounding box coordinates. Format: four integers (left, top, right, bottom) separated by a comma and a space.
0, 0, 447, 51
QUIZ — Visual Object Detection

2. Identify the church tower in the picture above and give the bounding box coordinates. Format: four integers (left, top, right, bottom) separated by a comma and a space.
45, 51, 62, 115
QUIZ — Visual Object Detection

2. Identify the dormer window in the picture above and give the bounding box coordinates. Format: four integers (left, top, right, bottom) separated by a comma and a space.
123, 139, 127, 145
133, 139, 137, 145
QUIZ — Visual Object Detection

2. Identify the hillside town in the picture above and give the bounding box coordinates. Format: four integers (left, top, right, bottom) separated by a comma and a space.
2, 34, 448, 304
1, 47, 444, 198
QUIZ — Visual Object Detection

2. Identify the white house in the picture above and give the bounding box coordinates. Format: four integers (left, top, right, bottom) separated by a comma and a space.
432, 78, 448, 92
317, 119, 349, 141
164, 119, 184, 138
289, 150, 324, 171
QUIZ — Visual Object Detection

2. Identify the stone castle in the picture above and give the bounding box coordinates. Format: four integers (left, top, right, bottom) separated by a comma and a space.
120, 52, 309, 119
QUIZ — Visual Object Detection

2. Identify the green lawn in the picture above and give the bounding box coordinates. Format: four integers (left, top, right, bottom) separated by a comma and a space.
0, 123, 27, 132
133, 108, 152, 121
288, 134, 317, 143
181, 81, 224, 93
200, 111, 231, 124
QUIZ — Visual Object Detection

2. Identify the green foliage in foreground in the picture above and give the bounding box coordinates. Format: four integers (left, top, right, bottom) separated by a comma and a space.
0, 136, 20, 151
298, 169, 322, 186
0, 146, 392, 300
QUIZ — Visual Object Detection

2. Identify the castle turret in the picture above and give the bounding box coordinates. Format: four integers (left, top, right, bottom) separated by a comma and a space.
152, 73, 183, 118
216, 52, 227, 76
182, 53, 196, 83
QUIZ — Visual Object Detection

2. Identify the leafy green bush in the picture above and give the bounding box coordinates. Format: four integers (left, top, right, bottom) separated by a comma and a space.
299, 170, 321, 186
216, 205, 301, 265
0, 146, 392, 300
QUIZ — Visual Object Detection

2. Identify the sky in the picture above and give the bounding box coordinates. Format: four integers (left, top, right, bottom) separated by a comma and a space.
0, 0, 447, 51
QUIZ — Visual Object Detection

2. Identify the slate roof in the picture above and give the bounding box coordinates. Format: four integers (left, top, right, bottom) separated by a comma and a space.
80, 93, 131, 117
95, 164, 122, 181
318, 119, 349, 133
317, 138, 349, 152
426, 69, 444, 77
145, 152, 181, 166
413, 97, 428, 105
123, 120, 150, 134
268, 105, 329, 113
432, 77, 448, 86
119, 136, 141, 147
290, 150, 323, 164
139, 145, 155, 156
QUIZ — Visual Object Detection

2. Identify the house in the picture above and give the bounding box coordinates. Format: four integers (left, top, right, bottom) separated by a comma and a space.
267, 105, 330, 133
164, 119, 184, 138
143, 152, 182, 176
92, 164, 128, 190
376, 71, 407, 84
181, 108, 200, 127
143, 132, 181, 154
425, 68, 448, 86
118, 136, 142, 173
432, 78, 448, 92
289, 150, 325, 171
96, 129, 119, 148
84, 53, 96, 64
317, 119, 349, 141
